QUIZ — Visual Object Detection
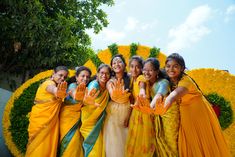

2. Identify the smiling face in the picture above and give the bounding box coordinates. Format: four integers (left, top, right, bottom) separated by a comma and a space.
76, 70, 91, 85
111, 57, 126, 74
165, 59, 184, 82
97, 66, 111, 85
129, 59, 142, 79
143, 62, 158, 83
52, 70, 68, 84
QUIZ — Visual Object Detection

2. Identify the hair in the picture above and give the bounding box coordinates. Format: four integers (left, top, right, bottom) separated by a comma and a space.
97, 63, 112, 74
75, 66, 91, 77
110, 54, 130, 90
53, 66, 68, 73
144, 57, 166, 79
129, 55, 144, 69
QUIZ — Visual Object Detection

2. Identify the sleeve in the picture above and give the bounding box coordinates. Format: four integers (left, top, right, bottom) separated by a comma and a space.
156, 79, 170, 96
41, 79, 55, 92
67, 83, 77, 91
65, 83, 77, 102
137, 75, 146, 84
87, 80, 100, 91
178, 75, 192, 90
43, 79, 56, 87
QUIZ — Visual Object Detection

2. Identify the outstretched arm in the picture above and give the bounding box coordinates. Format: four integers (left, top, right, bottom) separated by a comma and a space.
150, 93, 163, 109
164, 86, 188, 107
46, 81, 68, 99
138, 81, 146, 98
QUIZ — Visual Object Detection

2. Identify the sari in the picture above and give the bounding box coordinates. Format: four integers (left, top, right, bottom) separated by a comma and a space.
125, 75, 156, 157
178, 75, 231, 157
25, 80, 61, 157
80, 80, 109, 157
58, 83, 83, 157
151, 79, 179, 157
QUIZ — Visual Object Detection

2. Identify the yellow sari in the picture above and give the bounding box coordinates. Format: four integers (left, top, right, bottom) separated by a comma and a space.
26, 80, 61, 157
150, 79, 179, 157
178, 75, 231, 157
80, 80, 109, 157
126, 75, 156, 157
58, 83, 83, 157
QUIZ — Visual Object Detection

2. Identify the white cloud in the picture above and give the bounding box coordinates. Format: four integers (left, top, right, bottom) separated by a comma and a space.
124, 17, 139, 31
224, 5, 235, 23
167, 5, 212, 53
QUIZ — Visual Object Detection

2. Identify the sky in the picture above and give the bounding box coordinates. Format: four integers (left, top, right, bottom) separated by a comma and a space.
87, 0, 235, 75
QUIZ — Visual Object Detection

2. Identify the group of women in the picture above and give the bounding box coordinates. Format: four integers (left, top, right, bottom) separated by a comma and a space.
25, 53, 231, 157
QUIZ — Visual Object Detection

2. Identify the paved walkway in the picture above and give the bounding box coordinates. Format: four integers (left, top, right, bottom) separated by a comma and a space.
0, 88, 13, 156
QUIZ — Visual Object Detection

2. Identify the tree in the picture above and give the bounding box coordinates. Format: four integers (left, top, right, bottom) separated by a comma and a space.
0, 0, 114, 88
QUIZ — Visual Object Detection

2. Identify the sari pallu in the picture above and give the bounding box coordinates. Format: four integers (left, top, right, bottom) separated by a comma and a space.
59, 101, 83, 157
26, 80, 62, 157
80, 80, 109, 157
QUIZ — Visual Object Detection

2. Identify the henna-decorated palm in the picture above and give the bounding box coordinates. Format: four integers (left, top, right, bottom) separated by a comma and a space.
154, 99, 169, 115
131, 96, 153, 114
111, 79, 130, 102
83, 88, 100, 107
56, 81, 68, 99
74, 82, 86, 101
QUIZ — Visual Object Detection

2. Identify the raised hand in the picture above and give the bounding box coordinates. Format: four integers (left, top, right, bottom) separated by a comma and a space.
111, 79, 130, 102
150, 93, 163, 109
74, 82, 86, 101
56, 81, 68, 99
83, 88, 100, 107
132, 96, 153, 114
154, 98, 170, 115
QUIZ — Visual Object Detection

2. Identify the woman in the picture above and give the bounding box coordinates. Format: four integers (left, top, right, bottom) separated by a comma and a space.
104, 54, 131, 157
145, 58, 179, 157
26, 66, 68, 157
125, 55, 157, 157
58, 66, 91, 157
80, 64, 111, 157
126, 58, 161, 157
164, 53, 231, 157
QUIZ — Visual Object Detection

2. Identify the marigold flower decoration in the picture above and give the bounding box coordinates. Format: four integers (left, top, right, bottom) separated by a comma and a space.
3, 45, 235, 156
187, 68, 235, 155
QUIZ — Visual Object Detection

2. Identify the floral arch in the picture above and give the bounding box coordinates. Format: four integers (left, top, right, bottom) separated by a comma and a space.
2, 44, 235, 156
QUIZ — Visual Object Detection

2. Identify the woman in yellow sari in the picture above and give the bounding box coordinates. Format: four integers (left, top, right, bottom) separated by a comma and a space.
80, 64, 111, 157
58, 66, 91, 157
163, 53, 231, 157
146, 58, 179, 157
25, 66, 68, 157
126, 57, 157, 157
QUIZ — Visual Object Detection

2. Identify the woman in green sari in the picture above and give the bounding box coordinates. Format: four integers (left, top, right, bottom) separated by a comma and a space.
80, 64, 111, 157
58, 66, 91, 157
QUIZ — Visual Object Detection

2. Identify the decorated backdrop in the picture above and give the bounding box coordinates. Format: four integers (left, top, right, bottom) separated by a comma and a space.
2, 44, 235, 156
